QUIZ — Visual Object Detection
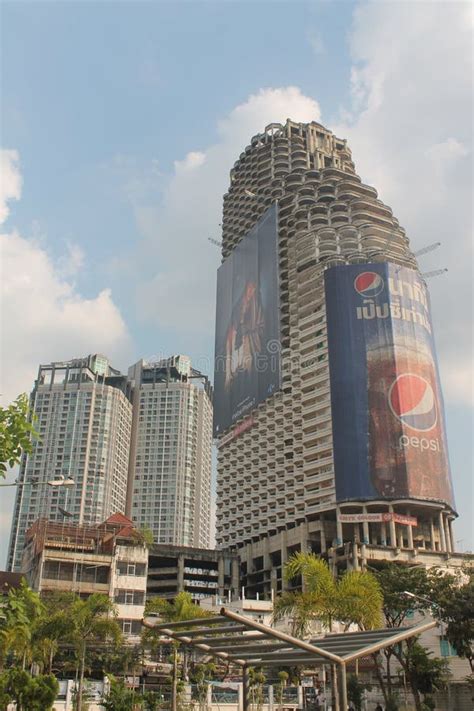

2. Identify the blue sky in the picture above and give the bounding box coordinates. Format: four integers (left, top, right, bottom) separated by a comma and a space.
1, 0, 472, 562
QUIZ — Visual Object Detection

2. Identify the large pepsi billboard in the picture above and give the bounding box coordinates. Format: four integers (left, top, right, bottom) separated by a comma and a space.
325, 263, 455, 508
213, 204, 281, 436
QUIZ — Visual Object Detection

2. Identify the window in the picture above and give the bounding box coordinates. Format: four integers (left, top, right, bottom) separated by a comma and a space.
115, 589, 145, 605
119, 619, 142, 635
117, 561, 146, 576
440, 639, 457, 657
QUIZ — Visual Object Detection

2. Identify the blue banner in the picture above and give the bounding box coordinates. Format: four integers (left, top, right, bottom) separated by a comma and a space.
324, 263, 454, 508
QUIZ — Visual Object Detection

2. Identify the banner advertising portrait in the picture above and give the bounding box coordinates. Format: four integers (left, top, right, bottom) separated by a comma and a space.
213, 204, 281, 436
324, 262, 455, 508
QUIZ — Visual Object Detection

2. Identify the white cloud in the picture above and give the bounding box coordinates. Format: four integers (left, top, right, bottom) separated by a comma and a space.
334, 0, 473, 406
134, 87, 320, 348
174, 151, 206, 173
0, 152, 132, 405
0, 150, 22, 223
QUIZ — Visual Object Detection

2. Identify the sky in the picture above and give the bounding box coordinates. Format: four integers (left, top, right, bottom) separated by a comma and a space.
0, 0, 472, 565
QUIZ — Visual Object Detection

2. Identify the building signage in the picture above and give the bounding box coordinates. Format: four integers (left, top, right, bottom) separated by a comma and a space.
338, 512, 418, 526
213, 204, 281, 436
325, 263, 454, 508
216, 416, 254, 449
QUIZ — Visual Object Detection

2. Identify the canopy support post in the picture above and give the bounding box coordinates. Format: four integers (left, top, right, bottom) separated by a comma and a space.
242, 665, 250, 711
339, 662, 348, 711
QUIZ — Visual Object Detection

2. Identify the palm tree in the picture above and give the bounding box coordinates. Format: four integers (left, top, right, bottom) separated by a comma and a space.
273, 552, 383, 633
67, 593, 122, 710
144, 592, 212, 711
274, 553, 383, 711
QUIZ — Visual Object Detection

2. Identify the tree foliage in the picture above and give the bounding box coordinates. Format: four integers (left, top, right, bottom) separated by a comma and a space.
0, 394, 38, 475
101, 675, 139, 711
273, 552, 383, 635
0, 578, 44, 670
0, 668, 58, 711
434, 574, 474, 671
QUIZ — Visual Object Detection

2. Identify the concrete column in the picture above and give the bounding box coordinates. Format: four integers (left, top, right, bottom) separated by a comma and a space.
299, 521, 309, 553
352, 542, 360, 570
397, 526, 404, 549
362, 506, 370, 544
429, 518, 436, 550
281, 530, 288, 592
336, 507, 343, 545
438, 512, 447, 552
353, 523, 360, 544
320, 516, 327, 553
218, 555, 225, 598
443, 515, 451, 553
448, 519, 456, 552
231, 558, 240, 600
388, 505, 396, 547
406, 511, 414, 549
263, 536, 271, 570
268, 685, 274, 711
297, 686, 304, 708
381, 522, 387, 546
177, 554, 184, 592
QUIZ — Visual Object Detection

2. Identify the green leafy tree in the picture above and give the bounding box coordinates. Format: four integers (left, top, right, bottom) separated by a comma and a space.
32, 592, 74, 674
132, 527, 155, 547
0, 668, 58, 711
403, 642, 450, 710
276, 670, 289, 709
191, 661, 217, 710
0, 394, 38, 475
0, 578, 44, 670
373, 563, 456, 711
66, 593, 122, 710
248, 667, 266, 711
102, 675, 141, 711
434, 575, 474, 672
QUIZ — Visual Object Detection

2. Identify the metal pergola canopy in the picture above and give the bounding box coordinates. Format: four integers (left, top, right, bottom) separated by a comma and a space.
142, 605, 436, 711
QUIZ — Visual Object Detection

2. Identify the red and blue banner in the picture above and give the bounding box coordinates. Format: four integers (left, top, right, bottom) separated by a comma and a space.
324, 262, 455, 508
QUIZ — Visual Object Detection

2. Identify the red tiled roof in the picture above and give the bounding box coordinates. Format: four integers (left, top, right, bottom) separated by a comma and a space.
102, 513, 134, 527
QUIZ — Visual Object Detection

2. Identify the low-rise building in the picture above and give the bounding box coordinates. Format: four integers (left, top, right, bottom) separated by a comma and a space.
147, 543, 240, 602
21, 513, 148, 642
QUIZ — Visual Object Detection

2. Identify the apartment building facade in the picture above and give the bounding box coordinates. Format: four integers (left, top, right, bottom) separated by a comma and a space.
21, 513, 148, 641
127, 356, 213, 548
8, 355, 133, 572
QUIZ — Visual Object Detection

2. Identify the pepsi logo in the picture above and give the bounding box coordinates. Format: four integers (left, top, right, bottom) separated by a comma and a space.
354, 271, 384, 297
388, 373, 437, 431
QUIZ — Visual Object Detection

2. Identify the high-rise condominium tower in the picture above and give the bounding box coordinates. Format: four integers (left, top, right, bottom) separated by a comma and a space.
127, 356, 213, 548
215, 120, 458, 596
8, 355, 133, 571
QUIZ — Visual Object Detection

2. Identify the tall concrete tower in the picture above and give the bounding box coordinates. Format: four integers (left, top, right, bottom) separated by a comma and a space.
127, 356, 213, 548
8, 355, 133, 571
215, 120, 458, 597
